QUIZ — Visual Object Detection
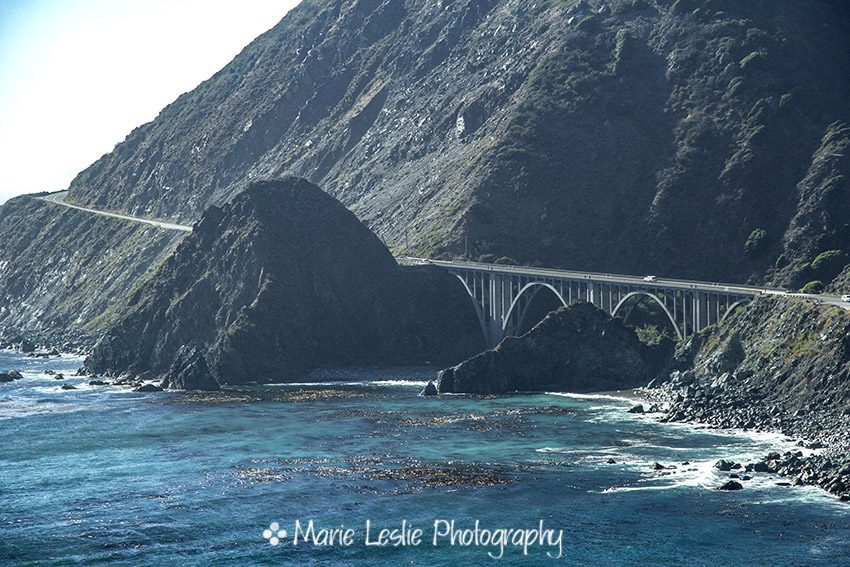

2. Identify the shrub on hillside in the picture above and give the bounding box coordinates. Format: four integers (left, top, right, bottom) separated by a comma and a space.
744, 228, 768, 257
811, 250, 849, 282
800, 280, 824, 294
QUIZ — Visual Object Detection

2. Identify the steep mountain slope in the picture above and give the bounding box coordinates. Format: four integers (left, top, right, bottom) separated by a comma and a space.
0, 197, 183, 348
63, 0, 850, 288
84, 178, 482, 386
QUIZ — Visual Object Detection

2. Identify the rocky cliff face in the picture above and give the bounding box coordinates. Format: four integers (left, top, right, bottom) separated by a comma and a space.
84, 177, 482, 388
60, 0, 850, 288
436, 302, 663, 394
0, 197, 183, 350
670, 297, 850, 419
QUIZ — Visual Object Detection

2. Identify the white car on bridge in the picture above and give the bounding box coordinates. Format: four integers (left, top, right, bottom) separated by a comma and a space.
643, 275, 657, 282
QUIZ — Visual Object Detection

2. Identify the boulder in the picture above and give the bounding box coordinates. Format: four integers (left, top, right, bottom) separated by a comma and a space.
627, 404, 645, 414
0, 370, 23, 382
89, 380, 109, 386
716, 480, 743, 491
420, 381, 438, 396
134, 384, 164, 393
60, 384, 77, 390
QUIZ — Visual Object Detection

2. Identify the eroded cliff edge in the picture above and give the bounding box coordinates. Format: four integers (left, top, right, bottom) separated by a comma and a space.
84, 177, 483, 388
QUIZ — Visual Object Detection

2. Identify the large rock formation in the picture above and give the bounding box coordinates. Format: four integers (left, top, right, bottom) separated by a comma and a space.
436, 303, 660, 394
85, 177, 482, 388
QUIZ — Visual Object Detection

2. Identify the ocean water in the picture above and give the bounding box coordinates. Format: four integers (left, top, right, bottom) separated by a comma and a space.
1, 351, 849, 566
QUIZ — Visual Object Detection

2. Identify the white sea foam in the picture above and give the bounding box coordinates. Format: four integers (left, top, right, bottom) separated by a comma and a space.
546, 391, 644, 403
265, 380, 428, 388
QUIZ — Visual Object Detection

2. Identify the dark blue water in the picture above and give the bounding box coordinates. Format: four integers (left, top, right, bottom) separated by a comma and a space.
1, 351, 849, 566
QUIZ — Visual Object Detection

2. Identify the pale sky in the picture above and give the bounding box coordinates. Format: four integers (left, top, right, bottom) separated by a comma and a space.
0, 0, 300, 204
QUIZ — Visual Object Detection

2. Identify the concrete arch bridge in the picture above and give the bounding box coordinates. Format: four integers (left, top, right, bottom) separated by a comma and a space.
400, 258, 777, 347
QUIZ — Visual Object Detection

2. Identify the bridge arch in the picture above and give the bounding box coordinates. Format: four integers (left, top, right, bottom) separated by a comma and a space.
611, 291, 683, 341
721, 298, 750, 322
450, 274, 489, 340
502, 282, 568, 333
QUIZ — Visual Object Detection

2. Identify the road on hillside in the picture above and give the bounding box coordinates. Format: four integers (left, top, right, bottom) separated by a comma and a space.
38, 191, 192, 232
35, 191, 850, 310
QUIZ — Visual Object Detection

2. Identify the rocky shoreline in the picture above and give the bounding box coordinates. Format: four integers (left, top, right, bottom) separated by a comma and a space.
426, 296, 850, 502
632, 373, 850, 501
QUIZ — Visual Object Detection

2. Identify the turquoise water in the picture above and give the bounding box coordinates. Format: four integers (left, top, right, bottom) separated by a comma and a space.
1, 351, 849, 566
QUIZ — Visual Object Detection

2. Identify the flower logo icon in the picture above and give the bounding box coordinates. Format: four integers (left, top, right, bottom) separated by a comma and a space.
262, 522, 287, 546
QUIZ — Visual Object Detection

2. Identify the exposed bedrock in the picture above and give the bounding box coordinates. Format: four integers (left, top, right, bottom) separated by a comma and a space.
436, 302, 667, 394
85, 177, 483, 388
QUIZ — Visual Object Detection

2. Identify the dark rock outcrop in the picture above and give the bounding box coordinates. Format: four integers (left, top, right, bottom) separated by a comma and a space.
161, 347, 220, 391
420, 381, 438, 396
436, 303, 659, 394
0, 370, 23, 382
85, 178, 482, 388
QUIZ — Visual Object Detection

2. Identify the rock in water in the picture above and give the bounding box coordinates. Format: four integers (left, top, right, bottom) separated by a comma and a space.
435, 303, 659, 394
0, 370, 23, 382
420, 381, 438, 396
716, 480, 743, 491
84, 178, 481, 389
60, 384, 77, 390
134, 384, 164, 393
627, 404, 645, 414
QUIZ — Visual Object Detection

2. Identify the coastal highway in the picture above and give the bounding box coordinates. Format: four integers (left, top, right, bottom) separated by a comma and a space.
34, 191, 850, 310
38, 191, 192, 232
399, 257, 850, 311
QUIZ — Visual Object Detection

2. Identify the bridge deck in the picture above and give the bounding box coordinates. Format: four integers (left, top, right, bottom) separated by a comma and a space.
398, 256, 849, 347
